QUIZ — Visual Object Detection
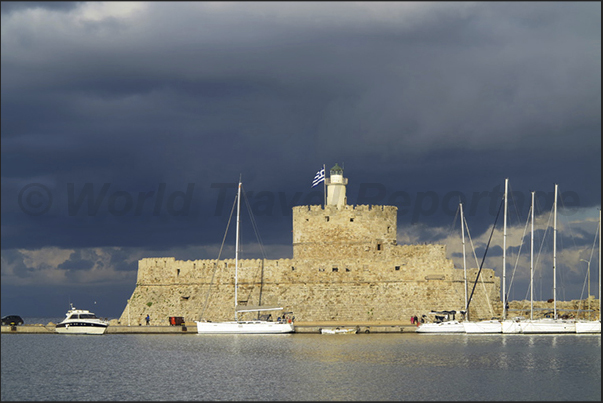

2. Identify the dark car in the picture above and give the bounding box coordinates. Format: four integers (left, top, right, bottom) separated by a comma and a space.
1, 315, 24, 326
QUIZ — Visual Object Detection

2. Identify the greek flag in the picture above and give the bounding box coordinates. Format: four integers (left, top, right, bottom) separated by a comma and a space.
311, 167, 325, 188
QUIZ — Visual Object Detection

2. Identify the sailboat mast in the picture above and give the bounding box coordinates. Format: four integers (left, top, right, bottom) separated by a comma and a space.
234, 177, 242, 321
553, 184, 558, 319
599, 208, 601, 321
503, 178, 508, 320
323, 164, 326, 208
460, 203, 468, 319
530, 191, 534, 320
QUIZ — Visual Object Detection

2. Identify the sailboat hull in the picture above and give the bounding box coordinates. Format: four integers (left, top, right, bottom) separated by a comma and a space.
501, 319, 526, 334
416, 320, 465, 333
574, 321, 601, 334
195, 320, 294, 334
463, 320, 502, 333
521, 318, 576, 333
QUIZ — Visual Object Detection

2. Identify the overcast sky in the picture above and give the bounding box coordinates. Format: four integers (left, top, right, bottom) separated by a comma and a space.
2, 2, 600, 319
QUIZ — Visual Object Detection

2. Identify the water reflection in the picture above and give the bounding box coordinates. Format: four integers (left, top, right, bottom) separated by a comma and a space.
1, 333, 600, 401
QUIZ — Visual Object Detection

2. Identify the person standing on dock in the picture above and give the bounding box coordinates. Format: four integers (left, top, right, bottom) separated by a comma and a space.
146, 314, 150, 325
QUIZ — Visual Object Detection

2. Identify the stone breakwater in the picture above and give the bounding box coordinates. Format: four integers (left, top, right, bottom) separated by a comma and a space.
506, 297, 600, 320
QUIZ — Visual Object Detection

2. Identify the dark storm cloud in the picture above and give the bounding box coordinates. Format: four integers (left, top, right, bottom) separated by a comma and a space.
2, 250, 35, 279
0, 1, 82, 15
57, 250, 96, 272
1, 2, 600, 315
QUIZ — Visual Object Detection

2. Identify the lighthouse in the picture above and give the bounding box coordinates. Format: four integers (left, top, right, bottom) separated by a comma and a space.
325, 163, 348, 209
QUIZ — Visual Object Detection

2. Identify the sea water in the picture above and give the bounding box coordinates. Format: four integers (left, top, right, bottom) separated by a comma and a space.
1, 330, 600, 401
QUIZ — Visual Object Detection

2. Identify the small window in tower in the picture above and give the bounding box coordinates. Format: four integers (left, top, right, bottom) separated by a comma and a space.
395, 266, 400, 271
377, 244, 382, 251
177, 269, 180, 276
345, 268, 350, 272
325, 216, 330, 222
350, 218, 354, 222
332, 267, 338, 272
291, 266, 295, 271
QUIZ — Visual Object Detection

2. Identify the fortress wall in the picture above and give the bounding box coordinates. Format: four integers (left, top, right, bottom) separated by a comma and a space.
119, 250, 501, 325
137, 245, 463, 285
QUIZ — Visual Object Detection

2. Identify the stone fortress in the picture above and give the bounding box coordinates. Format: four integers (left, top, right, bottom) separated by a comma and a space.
118, 164, 503, 326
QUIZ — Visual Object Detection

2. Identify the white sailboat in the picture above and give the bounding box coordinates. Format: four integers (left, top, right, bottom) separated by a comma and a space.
463, 185, 503, 334
501, 180, 529, 334
416, 310, 465, 333
521, 184, 575, 333
417, 203, 467, 334
195, 178, 295, 334
502, 189, 537, 334
575, 208, 601, 334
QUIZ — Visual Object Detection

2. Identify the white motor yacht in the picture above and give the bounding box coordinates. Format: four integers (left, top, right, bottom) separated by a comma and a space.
55, 304, 109, 335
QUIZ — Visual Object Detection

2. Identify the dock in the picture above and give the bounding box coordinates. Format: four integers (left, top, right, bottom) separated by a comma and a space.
2, 321, 419, 334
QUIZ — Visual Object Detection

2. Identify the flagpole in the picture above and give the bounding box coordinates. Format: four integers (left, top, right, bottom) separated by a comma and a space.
323, 164, 326, 208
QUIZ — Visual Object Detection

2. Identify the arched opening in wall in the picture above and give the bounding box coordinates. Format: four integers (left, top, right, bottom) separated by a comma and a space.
377, 244, 382, 251
176, 269, 180, 276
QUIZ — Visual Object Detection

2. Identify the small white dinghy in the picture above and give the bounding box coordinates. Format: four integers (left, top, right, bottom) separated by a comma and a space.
320, 327, 358, 334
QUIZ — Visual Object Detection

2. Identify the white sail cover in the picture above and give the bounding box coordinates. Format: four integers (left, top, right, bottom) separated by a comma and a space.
235, 305, 284, 313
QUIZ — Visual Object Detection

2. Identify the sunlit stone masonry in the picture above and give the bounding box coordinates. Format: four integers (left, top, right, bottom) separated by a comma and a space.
119, 164, 501, 325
